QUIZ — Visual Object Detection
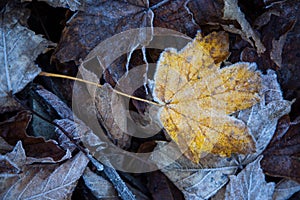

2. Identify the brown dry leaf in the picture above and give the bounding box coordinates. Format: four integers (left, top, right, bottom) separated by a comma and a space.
0, 110, 68, 162
261, 115, 300, 183
0, 136, 13, 153
222, 0, 265, 54
73, 63, 131, 149
52, 0, 200, 64
95, 84, 131, 149
0, 1, 52, 113
147, 171, 184, 200
153, 31, 261, 163
0, 144, 89, 200
225, 156, 275, 200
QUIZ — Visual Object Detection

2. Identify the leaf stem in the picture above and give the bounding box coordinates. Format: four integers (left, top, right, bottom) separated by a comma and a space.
39, 71, 162, 107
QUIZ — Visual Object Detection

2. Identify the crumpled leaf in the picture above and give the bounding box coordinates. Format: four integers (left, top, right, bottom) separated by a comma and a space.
21, 0, 85, 11
0, 144, 89, 200
153, 31, 261, 163
225, 156, 275, 200
272, 179, 300, 200
0, 2, 52, 113
239, 0, 298, 81
53, 0, 200, 64
0, 110, 69, 162
222, 0, 265, 54
261, 115, 300, 183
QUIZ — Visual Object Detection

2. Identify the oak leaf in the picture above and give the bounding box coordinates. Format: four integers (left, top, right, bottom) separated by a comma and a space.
153, 31, 261, 163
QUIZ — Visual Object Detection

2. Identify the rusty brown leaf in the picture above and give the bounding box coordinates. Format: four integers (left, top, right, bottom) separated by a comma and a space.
261, 115, 300, 183
0, 111, 67, 162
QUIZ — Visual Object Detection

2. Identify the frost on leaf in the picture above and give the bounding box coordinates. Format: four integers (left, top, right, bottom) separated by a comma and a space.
153, 31, 261, 163
21, 0, 84, 11
272, 179, 300, 200
237, 70, 292, 165
150, 141, 238, 200
150, 67, 292, 200
0, 3, 52, 113
225, 156, 275, 200
0, 147, 89, 200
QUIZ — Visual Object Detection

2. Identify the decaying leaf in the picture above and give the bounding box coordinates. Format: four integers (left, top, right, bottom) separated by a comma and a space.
0, 145, 89, 200
147, 171, 184, 200
0, 111, 69, 162
52, 0, 200, 64
0, 136, 13, 154
21, 0, 85, 11
225, 156, 275, 200
153, 31, 261, 163
261, 115, 300, 183
222, 0, 265, 54
74, 64, 131, 149
272, 179, 300, 200
95, 84, 131, 149
0, 2, 52, 113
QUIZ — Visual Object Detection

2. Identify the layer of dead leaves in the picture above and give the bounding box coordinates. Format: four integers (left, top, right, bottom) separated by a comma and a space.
1, 0, 299, 200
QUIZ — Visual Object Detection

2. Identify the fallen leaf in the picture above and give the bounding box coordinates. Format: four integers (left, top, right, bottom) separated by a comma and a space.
153, 31, 261, 163
21, 0, 85, 11
150, 68, 291, 200
0, 1, 52, 113
0, 111, 68, 162
75, 64, 131, 149
147, 170, 184, 200
54, 118, 107, 158
0, 136, 13, 154
0, 141, 26, 174
240, 0, 298, 71
272, 179, 300, 200
82, 167, 118, 200
222, 0, 265, 54
150, 141, 238, 200
52, 0, 201, 64
261, 115, 300, 183
95, 84, 131, 149
237, 69, 292, 165
225, 156, 275, 200
0, 149, 89, 200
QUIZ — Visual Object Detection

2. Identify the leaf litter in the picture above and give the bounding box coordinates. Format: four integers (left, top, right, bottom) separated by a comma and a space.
1, 0, 299, 199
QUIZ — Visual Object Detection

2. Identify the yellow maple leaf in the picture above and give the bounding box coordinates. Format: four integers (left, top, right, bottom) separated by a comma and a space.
153, 31, 261, 163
